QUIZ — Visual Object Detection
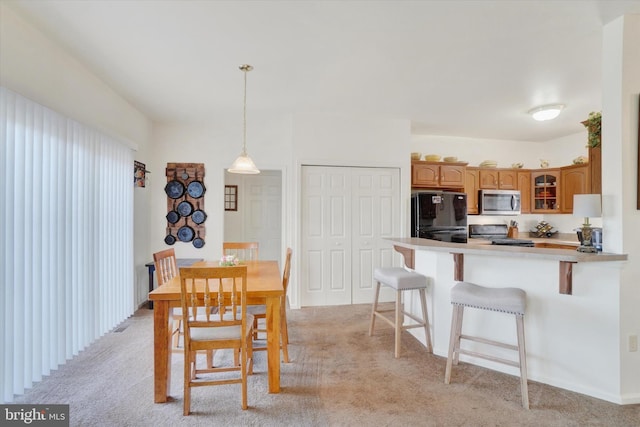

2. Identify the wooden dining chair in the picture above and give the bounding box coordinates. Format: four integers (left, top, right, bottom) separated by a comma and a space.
222, 241, 259, 261
179, 265, 254, 415
247, 247, 292, 363
153, 249, 182, 351
153, 249, 214, 367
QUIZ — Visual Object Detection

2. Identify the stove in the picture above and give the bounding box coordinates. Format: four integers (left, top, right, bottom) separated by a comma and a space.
468, 224, 535, 247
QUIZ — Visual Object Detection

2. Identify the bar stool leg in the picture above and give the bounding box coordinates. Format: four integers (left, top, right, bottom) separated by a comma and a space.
395, 289, 402, 358
453, 305, 464, 365
516, 315, 529, 409
369, 282, 381, 336
444, 305, 462, 384
419, 288, 432, 352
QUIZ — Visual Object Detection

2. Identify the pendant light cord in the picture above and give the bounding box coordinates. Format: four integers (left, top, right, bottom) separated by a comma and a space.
240, 64, 253, 156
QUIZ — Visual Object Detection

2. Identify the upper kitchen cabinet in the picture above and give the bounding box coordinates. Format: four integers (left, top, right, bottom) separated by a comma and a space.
478, 169, 518, 190
412, 161, 466, 189
465, 167, 480, 215
532, 170, 561, 213
561, 164, 590, 213
517, 171, 531, 214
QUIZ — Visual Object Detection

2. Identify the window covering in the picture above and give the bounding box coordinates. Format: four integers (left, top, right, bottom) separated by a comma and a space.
0, 87, 134, 403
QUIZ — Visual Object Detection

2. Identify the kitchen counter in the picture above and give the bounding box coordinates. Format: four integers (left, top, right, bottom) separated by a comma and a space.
383, 238, 631, 404
387, 237, 627, 294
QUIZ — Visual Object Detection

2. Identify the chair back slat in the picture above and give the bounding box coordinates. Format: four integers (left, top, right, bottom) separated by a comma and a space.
153, 249, 178, 287
223, 242, 259, 261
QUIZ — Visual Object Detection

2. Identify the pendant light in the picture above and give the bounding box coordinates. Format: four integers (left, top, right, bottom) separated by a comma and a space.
228, 64, 260, 174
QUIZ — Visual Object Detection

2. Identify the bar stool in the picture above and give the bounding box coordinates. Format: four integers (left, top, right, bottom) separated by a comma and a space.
369, 266, 433, 358
444, 281, 529, 409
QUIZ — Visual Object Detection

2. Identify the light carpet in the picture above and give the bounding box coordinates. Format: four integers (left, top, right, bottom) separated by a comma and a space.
13, 304, 640, 426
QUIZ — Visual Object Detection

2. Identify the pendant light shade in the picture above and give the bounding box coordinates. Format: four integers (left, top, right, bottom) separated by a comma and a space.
228, 64, 260, 174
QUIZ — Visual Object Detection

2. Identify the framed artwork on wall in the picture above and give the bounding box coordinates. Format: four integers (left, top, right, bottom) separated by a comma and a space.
134, 160, 147, 187
225, 185, 238, 211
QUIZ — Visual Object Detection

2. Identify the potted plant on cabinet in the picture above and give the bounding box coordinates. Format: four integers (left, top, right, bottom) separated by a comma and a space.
582, 111, 602, 148
582, 111, 602, 194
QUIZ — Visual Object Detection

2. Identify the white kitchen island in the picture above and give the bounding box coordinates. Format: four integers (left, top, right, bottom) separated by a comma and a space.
387, 237, 631, 404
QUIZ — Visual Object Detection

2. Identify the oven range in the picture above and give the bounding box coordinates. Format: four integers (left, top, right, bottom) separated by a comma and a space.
468, 224, 535, 247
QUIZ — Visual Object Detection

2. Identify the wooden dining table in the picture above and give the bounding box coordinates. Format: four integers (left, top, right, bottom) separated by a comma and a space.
148, 260, 284, 403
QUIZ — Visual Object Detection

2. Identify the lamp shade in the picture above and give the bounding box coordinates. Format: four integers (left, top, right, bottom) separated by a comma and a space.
573, 194, 601, 218
228, 154, 260, 174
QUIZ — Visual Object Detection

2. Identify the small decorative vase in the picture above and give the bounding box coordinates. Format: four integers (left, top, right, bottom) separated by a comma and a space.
220, 255, 239, 266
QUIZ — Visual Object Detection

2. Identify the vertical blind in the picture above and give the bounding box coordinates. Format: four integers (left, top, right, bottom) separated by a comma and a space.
0, 87, 134, 403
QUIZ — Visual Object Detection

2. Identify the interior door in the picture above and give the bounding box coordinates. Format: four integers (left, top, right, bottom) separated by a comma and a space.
301, 166, 400, 306
243, 173, 282, 262
301, 166, 352, 306
224, 171, 282, 264
351, 168, 400, 304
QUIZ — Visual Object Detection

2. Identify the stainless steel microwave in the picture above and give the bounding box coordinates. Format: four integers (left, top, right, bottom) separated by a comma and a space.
479, 189, 521, 215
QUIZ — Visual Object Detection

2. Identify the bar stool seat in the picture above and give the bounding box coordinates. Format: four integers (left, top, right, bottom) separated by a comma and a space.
444, 281, 529, 409
369, 267, 433, 358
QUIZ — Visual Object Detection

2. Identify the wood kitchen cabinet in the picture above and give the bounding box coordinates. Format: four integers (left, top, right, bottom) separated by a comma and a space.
532, 170, 561, 213
478, 169, 518, 190
465, 167, 480, 214
517, 171, 531, 214
411, 161, 466, 189
561, 164, 590, 213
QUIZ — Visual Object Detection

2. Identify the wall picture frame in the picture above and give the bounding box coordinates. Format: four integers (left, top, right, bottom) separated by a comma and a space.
225, 185, 238, 211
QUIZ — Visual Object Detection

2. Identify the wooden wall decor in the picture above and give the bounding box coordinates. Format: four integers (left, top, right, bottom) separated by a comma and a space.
164, 162, 207, 248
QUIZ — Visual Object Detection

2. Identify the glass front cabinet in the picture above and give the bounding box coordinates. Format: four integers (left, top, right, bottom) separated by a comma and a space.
532, 170, 560, 213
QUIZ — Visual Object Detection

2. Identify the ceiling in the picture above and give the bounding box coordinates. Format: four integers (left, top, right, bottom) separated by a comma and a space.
7, 0, 640, 142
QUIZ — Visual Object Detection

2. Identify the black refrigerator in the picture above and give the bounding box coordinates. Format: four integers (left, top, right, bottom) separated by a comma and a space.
410, 191, 468, 243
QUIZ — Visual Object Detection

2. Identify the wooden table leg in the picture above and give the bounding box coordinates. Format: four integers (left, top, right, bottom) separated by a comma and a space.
153, 300, 172, 403
266, 295, 281, 393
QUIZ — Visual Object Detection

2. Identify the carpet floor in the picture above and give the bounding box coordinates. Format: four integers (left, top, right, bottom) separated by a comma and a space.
13, 303, 640, 426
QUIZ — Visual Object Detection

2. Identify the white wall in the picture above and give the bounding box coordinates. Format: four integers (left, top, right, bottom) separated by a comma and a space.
150, 112, 291, 261
152, 113, 411, 308
602, 14, 640, 402
0, 3, 154, 307
410, 132, 588, 171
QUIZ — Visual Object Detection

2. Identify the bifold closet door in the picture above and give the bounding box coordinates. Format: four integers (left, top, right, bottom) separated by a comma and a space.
301, 166, 400, 306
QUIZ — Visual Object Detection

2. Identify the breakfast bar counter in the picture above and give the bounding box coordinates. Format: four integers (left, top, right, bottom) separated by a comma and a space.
387, 237, 627, 295
382, 237, 631, 404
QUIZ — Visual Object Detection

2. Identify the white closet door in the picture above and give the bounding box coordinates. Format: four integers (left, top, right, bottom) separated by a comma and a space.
301, 166, 352, 306
351, 168, 400, 304
301, 166, 400, 306
243, 173, 282, 263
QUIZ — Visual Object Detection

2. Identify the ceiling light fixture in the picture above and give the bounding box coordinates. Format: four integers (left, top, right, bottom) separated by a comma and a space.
528, 104, 565, 121
228, 64, 260, 174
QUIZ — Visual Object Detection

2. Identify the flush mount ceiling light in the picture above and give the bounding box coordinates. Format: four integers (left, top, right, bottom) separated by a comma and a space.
228, 64, 260, 174
528, 104, 565, 121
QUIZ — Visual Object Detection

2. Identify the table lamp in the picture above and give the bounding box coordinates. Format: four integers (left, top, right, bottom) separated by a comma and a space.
573, 194, 601, 253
